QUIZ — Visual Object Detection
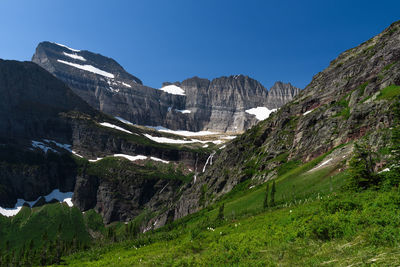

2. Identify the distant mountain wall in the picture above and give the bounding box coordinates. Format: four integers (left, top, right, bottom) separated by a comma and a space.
32, 42, 300, 132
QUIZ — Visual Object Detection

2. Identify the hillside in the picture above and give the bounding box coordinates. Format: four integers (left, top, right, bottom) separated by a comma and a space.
164, 20, 400, 222
0, 59, 230, 229
1, 19, 400, 267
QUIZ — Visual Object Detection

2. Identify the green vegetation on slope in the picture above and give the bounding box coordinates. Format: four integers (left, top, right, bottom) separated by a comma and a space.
55, 134, 399, 266
60, 176, 400, 266
0, 203, 104, 266
86, 157, 193, 182
377, 84, 400, 100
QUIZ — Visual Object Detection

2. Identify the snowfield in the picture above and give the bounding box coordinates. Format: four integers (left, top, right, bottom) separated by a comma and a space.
245, 107, 276, 120
159, 85, 185, 96
147, 126, 217, 137
303, 109, 315, 116
150, 157, 170, 164
54, 42, 80, 52
72, 150, 84, 158
0, 189, 73, 217
144, 134, 196, 144
57, 59, 114, 78
99, 122, 132, 134
113, 154, 147, 161
176, 109, 191, 114
122, 82, 132, 88
63, 52, 86, 61
43, 139, 72, 152
310, 158, 333, 172
89, 157, 103, 162
115, 116, 134, 125
31, 140, 57, 153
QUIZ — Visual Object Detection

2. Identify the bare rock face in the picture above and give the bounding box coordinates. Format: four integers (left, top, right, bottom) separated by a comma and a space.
32, 42, 299, 132
157, 21, 400, 222
268, 81, 301, 108
0, 59, 208, 224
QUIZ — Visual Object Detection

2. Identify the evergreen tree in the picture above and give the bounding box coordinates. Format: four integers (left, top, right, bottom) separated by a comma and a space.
218, 203, 225, 221
348, 143, 378, 190
381, 97, 400, 187
390, 96, 400, 165
263, 183, 269, 209
270, 180, 276, 207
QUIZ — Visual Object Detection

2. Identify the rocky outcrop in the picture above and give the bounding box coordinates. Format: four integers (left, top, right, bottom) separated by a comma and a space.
32, 42, 300, 132
157, 21, 400, 222
268, 81, 301, 108
0, 59, 208, 224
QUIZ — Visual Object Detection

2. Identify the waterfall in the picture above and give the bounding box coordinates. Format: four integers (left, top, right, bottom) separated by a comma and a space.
193, 155, 198, 183
202, 151, 216, 173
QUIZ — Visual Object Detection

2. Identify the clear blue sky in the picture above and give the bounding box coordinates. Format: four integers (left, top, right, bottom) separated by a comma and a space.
1, 0, 399, 89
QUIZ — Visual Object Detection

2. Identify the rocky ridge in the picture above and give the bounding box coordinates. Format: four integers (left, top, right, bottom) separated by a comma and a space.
0, 59, 211, 223
32, 42, 300, 132
151, 20, 400, 224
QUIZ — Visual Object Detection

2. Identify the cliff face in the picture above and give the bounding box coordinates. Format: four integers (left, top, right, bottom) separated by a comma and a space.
32, 42, 299, 132
268, 81, 301, 108
155, 21, 400, 222
0, 59, 209, 223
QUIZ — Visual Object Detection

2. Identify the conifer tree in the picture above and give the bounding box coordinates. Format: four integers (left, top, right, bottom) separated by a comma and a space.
263, 183, 269, 209
270, 180, 276, 207
348, 143, 377, 190
218, 203, 225, 221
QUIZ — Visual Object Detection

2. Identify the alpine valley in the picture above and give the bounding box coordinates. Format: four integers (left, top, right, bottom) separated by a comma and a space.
0, 20, 400, 266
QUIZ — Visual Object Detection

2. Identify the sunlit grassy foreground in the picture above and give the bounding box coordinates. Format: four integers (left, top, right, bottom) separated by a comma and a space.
61, 153, 400, 266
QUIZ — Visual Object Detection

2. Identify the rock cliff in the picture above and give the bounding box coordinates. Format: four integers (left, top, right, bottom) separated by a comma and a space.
0, 59, 209, 223
157, 20, 400, 222
32, 42, 299, 132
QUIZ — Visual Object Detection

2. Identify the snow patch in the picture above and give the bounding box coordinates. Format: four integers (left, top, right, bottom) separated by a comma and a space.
89, 157, 103, 162
379, 168, 390, 173
113, 154, 147, 161
219, 145, 226, 150
54, 42, 80, 52
72, 151, 83, 158
0, 189, 73, 217
43, 139, 71, 152
150, 157, 170, 164
176, 109, 191, 114
312, 158, 333, 171
159, 85, 185, 96
57, 60, 114, 78
144, 134, 195, 144
32, 141, 57, 153
303, 109, 315, 116
121, 82, 132, 88
115, 116, 134, 125
63, 52, 86, 61
99, 122, 132, 134
148, 126, 217, 137
245, 107, 276, 120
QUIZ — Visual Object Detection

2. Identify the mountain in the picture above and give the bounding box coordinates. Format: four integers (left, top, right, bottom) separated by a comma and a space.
51, 21, 400, 266
32, 42, 300, 132
151, 20, 400, 223
2, 20, 400, 267
0, 59, 217, 225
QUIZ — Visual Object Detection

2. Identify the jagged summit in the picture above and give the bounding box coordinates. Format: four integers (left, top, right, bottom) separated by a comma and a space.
32, 42, 300, 133
33, 41, 143, 84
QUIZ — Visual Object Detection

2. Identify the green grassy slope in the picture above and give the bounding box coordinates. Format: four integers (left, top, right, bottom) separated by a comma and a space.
61, 170, 400, 266
0, 203, 104, 251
